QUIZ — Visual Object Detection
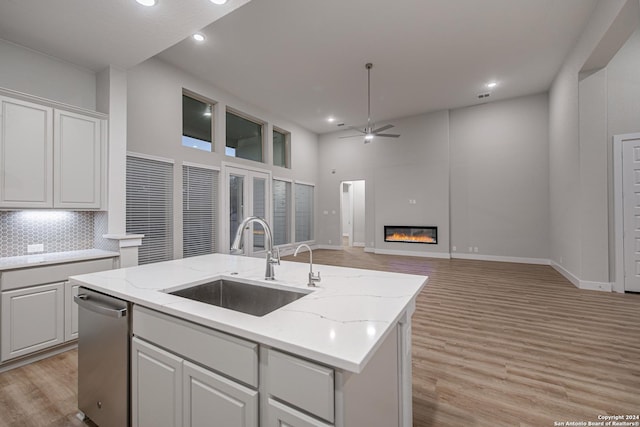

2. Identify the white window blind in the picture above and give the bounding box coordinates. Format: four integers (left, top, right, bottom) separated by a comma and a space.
295, 183, 314, 242
183, 165, 219, 257
126, 156, 174, 265
273, 179, 291, 246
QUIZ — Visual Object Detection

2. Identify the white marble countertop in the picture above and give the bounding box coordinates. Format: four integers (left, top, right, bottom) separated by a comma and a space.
0, 249, 120, 271
69, 253, 427, 373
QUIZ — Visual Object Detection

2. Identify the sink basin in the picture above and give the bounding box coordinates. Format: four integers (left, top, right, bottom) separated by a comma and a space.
168, 279, 308, 317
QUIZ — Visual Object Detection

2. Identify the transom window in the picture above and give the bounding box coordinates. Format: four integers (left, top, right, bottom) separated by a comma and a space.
226, 109, 264, 163
182, 92, 215, 152
273, 127, 290, 168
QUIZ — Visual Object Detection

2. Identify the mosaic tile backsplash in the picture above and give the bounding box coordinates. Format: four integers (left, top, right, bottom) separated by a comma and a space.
0, 211, 95, 257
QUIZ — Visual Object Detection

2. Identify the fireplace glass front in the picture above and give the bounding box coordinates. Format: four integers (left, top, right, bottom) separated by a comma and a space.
384, 226, 437, 244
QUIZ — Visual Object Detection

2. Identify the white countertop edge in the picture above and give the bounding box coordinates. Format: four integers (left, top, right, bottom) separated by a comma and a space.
0, 249, 120, 271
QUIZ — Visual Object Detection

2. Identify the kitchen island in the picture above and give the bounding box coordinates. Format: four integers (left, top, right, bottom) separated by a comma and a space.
70, 253, 427, 427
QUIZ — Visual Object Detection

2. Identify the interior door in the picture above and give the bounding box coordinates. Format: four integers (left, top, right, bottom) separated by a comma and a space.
224, 166, 271, 257
623, 139, 640, 292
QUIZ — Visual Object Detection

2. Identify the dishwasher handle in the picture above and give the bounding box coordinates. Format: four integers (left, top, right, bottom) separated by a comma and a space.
74, 294, 127, 319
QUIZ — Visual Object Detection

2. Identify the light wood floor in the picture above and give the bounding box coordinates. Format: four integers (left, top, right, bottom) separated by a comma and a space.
1, 248, 639, 427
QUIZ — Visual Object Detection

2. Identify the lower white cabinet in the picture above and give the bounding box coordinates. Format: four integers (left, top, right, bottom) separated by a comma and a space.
132, 337, 182, 427
64, 281, 79, 341
1, 282, 64, 361
266, 398, 333, 427
132, 337, 258, 427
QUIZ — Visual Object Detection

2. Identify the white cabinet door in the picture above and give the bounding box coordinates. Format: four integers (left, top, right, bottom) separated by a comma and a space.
53, 109, 102, 208
132, 337, 183, 427
0, 96, 53, 208
183, 361, 258, 427
266, 398, 333, 427
64, 281, 79, 341
1, 282, 64, 361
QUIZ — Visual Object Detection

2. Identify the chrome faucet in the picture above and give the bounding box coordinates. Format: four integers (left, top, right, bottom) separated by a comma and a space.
294, 243, 321, 287
230, 216, 280, 280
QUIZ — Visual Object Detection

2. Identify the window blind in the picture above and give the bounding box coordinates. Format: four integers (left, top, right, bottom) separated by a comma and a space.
273, 179, 291, 245
295, 183, 314, 242
126, 156, 174, 265
183, 165, 218, 257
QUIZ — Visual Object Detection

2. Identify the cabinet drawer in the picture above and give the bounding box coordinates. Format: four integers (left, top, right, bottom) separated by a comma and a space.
1, 258, 115, 291
133, 306, 259, 388
266, 398, 333, 427
266, 349, 334, 423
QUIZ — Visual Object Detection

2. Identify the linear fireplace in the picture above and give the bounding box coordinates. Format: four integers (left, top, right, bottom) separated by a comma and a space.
384, 226, 437, 244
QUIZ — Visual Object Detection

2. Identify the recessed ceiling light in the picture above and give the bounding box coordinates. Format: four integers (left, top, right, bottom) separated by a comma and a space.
327, 117, 335, 123
193, 33, 206, 42
135, 0, 157, 6
209, 0, 228, 4
486, 81, 498, 88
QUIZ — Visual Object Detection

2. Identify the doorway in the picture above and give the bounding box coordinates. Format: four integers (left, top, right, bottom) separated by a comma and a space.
614, 133, 640, 292
223, 164, 271, 257
339, 180, 365, 248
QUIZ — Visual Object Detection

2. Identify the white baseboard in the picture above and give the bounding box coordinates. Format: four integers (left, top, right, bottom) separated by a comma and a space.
373, 248, 451, 259
550, 261, 612, 292
452, 253, 550, 265
364, 247, 375, 253
550, 261, 580, 287
352, 241, 365, 247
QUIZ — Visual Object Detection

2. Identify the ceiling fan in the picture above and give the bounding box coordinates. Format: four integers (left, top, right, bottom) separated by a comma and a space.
340, 62, 400, 143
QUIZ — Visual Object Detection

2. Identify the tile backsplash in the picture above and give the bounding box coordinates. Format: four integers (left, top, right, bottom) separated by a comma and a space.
0, 211, 95, 257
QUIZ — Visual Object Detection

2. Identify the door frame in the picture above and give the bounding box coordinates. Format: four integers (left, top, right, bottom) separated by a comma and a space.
613, 132, 640, 293
221, 162, 272, 255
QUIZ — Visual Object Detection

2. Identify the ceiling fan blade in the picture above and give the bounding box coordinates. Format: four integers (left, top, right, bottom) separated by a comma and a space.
375, 133, 401, 138
372, 124, 394, 133
339, 134, 365, 139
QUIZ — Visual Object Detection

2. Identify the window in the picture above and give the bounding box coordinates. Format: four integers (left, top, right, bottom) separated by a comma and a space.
273, 179, 291, 246
182, 92, 214, 152
183, 165, 219, 257
273, 128, 290, 168
226, 109, 263, 162
126, 155, 174, 264
295, 183, 314, 242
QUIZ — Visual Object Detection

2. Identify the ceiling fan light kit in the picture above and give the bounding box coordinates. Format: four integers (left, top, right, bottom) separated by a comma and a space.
340, 62, 401, 143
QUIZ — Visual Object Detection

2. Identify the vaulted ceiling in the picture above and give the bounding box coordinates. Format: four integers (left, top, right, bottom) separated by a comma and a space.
0, 0, 598, 134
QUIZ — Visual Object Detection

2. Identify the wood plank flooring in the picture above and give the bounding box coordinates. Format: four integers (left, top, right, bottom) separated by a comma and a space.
0, 247, 638, 427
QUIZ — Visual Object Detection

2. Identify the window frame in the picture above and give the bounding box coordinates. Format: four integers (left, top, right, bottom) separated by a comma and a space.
272, 126, 291, 169
272, 177, 292, 247
182, 162, 220, 258
225, 107, 266, 163
182, 89, 216, 153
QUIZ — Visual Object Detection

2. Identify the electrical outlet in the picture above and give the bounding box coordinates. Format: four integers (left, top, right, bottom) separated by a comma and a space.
328, 240, 332, 245
452, 246, 457, 252
474, 247, 479, 253
468, 246, 473, 252
27, 243, 44, 253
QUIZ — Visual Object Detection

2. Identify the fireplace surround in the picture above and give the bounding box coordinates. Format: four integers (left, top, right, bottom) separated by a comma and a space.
384, 226, 437, 244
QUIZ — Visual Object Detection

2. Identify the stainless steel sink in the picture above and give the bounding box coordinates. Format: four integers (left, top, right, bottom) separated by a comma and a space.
168, 279, 308, 317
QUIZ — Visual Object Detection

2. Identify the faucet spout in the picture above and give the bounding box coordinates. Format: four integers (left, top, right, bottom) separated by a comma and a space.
294, 243, 321, 287
230, 216, 280, 280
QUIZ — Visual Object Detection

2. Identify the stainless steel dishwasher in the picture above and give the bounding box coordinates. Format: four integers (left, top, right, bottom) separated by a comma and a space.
75, 287, 130, 427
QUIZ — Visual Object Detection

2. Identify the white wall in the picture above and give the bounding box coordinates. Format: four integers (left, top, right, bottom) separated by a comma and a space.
0, 39, 96, 110
450, 93, 549, 261
317, 110, 450, 256
549, 0, 638, 286
127, 57, 319, 257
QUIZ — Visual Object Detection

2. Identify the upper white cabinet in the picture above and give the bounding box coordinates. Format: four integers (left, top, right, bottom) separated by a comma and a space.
54, 110, 103, 208
0, 91, 106, 210
0, 96, 53, 208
